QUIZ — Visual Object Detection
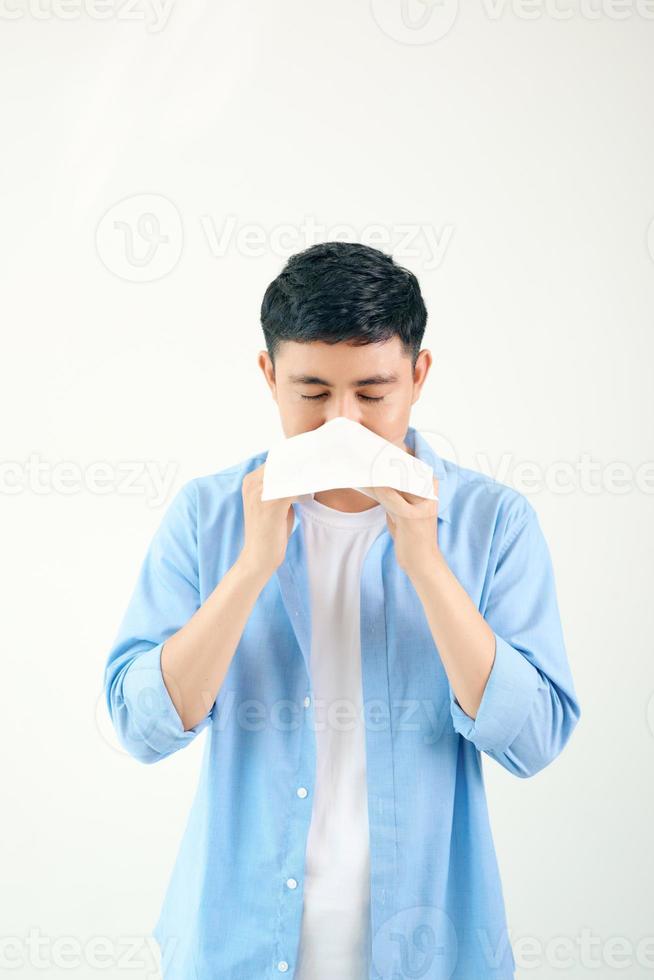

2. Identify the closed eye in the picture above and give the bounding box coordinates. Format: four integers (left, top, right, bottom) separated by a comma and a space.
300, 393, 385, 403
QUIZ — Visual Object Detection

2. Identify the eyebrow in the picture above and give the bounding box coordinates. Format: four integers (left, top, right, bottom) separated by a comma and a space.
287, 372, 400, 387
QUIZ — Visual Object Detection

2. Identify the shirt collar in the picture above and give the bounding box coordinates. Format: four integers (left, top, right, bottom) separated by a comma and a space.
289, 423, 453, 535
406, 424, 453, 524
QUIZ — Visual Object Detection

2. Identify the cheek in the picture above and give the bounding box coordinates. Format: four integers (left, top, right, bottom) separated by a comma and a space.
275, 398, 324, 439
378, 403, 407, 428
379, 406, 413, 444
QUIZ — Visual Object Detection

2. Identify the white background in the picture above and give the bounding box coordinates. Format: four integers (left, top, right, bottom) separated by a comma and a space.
1, 0, 653, 977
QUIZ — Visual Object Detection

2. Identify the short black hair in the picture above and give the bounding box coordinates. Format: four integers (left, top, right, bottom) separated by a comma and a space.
260, 241, 427, 371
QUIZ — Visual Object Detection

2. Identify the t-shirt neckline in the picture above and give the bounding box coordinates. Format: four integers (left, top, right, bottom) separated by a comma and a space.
297, 494, 387, 529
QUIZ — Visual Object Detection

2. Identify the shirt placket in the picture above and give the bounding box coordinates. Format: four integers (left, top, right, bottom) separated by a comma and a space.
273, 508, 397, 980
271, 511, 317, 977
359, 530, 399, 978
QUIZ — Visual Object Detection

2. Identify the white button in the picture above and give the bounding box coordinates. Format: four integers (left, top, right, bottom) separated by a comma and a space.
296, 786, 308, 798
303, 695, 311, 708
286, 877, 298, 889
277, 961, 289, 972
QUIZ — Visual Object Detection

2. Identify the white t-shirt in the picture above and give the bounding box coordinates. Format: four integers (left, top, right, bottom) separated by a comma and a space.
294, 493, 388, 980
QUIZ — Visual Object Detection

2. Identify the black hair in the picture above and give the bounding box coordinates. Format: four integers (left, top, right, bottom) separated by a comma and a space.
260, 241, 427, 372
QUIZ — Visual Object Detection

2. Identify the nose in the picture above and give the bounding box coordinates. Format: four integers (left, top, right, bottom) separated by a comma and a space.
322, 400, 363, 427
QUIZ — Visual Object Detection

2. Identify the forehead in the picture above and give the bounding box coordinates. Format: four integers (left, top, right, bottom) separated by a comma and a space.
277, 337, 410, 380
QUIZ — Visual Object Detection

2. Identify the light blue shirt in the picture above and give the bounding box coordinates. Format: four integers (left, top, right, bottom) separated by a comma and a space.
103, 425, 581, 980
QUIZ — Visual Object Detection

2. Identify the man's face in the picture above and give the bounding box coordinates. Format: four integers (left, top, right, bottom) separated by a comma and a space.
258, 336, 432, 453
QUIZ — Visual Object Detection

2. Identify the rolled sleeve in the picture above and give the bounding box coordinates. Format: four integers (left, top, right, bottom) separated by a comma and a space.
449, 631, 543, 753
450, 501, 581, 778
118, 641, 211, 763
103, 481, 213, 764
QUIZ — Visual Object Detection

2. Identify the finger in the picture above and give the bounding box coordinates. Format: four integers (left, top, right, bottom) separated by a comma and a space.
369, 486, 425, 508
366, 486, 416, 517
394, 489, 426, 505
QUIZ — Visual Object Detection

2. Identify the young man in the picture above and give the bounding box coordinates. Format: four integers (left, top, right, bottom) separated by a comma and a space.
104, 241, 581, 980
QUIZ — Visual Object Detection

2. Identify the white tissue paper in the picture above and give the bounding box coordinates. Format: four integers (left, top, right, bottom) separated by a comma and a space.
261, 417, 437, 503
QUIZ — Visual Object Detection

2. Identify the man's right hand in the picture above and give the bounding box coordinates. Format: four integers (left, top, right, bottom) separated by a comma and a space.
240, 463, 300, 578
157, 461, 297, 733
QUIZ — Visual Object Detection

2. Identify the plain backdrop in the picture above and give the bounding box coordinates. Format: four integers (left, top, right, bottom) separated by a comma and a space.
1, 1, 653, 977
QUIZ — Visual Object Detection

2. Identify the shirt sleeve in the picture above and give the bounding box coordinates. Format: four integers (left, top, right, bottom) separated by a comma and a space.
448, 502, 581, 778
103, 480, 213, 764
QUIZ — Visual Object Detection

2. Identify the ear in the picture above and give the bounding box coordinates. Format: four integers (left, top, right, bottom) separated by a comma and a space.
257, 351, 277, 397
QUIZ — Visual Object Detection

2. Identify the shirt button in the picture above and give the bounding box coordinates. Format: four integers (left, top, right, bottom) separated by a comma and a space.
277, 961, 289, 972
303, 695, 311, 708
296, 786, 308, 798
286, 877, 298, 889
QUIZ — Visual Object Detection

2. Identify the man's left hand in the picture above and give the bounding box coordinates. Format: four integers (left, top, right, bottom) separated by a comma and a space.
361, 477, 440, 575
